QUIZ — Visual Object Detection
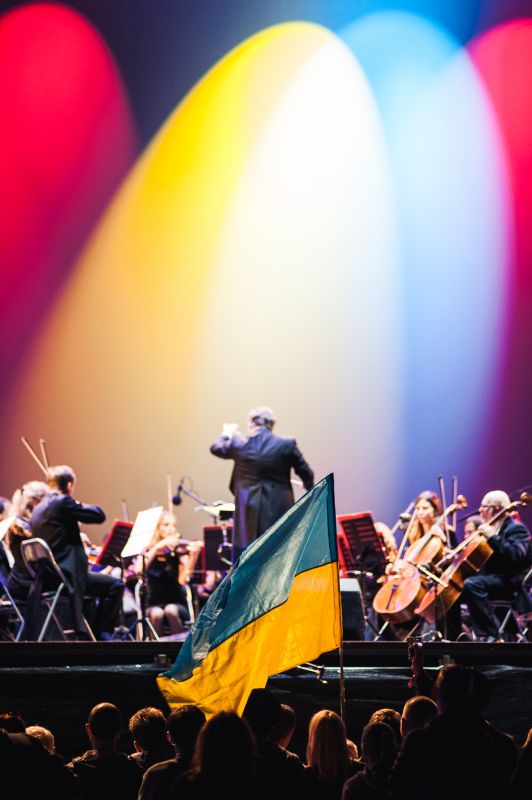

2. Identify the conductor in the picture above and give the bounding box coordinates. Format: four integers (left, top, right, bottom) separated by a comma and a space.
210, 406, 314, 556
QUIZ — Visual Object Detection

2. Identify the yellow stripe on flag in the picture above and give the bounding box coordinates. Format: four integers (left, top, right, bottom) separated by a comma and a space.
157, 561, 341, 717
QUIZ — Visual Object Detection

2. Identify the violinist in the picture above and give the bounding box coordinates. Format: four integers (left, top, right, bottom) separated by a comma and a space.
4, 481, 48, 606
30, 465, 124, 640
461, 490, 532, 642
133, 511, 202, 637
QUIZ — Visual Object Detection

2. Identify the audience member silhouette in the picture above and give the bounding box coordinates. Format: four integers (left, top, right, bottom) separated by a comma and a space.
139, 705, 205, 800
507, 727, 532, 800
26, 724, 55, 754
128, 707, 173, 772
169, 711, 266, 799
305, 709, 359, 800
390, 664, 505, 800
342, 721, 397, 800
0, 711, 26, 732
368, 708, 402, 745
271, 703, 297, 750
68, 702, 141, 800
0, 727, 79, 800
400, 696, 437, 738
243, 688, 306, 800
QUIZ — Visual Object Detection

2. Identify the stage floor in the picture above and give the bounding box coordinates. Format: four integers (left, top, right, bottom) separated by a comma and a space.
0, 642, 530, 760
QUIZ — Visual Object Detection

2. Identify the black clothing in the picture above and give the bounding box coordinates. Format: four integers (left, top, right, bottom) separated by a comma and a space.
146, 553, 189, 607
170, 769, 267, 800
0, 729, 80, 800
129, 742, 174, 773
342, 766, 391, 800
5, 518, 33, 599
30, 492, 123, 637
30, 492, 105, 606
84, 570, 125, 638
390, 713, 504, 800
253, 739, 307, 800
69, 749, 142, 800
462, 516, 531, 638
305, 760, 361, 800
139, 757, 185, 800
211, 428, 314, 550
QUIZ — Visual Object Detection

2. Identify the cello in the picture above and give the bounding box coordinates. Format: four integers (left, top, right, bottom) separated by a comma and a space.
415, 492, 532, 624
372, 496, 466, 624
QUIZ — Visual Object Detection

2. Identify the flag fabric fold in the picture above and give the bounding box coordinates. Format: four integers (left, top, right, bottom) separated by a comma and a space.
157, 473, 341, 717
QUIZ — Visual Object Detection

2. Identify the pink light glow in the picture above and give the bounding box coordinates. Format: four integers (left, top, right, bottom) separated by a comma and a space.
0, 3, 137, 372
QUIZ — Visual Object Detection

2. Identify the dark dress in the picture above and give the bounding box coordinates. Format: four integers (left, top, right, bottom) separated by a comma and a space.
210, 428, 314, 551
146, 551, 190, 623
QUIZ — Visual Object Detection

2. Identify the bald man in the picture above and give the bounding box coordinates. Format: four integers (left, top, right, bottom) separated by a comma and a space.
461, 490, 531, 642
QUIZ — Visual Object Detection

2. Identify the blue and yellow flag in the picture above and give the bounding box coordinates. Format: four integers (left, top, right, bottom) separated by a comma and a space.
157, 474, 341, 717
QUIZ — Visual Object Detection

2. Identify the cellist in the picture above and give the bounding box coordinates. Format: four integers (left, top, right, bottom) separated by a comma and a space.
382, 491, 461, 639
386, 491, 449, 578
461, 490, 532, 642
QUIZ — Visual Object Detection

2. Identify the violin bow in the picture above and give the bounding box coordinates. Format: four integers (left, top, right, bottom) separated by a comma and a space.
20, 436, 48, 477
438, 475, 452, 549
39, 438, 50, 471
166, 473, 173, 515
451, 475, 458, 534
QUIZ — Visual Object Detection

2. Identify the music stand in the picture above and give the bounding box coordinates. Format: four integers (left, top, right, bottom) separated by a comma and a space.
120, 507, 164, 641
95, 520, 133, 569
337, 512, 389, 639
195, 502, 235, 566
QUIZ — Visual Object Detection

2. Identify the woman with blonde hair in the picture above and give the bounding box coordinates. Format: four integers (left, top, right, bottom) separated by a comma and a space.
306, 709, 359, 799
134, 511, 200, 636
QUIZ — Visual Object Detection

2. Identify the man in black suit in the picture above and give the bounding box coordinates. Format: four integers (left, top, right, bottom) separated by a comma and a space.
30, 465, 124, 639
461, 489, 531, 642
210, 406, 314, 556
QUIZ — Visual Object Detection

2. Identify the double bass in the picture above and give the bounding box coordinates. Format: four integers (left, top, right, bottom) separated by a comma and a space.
415, 492, 532, 623
372, 497, 466, 624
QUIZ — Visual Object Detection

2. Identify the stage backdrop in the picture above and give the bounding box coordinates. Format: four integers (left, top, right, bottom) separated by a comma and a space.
1, 0, 532, 541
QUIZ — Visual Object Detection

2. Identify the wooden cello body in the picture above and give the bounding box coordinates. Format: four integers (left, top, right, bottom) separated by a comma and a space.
372, 561, 427, 623
415, 534, 492, 623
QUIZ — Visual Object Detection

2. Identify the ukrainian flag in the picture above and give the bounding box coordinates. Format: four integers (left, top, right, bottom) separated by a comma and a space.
157, 474, 341, 717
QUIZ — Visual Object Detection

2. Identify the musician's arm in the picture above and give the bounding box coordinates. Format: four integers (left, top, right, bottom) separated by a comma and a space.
489, 523, 531, 570
64, 495, 106, 525
210, 427, 246, 459
289, 440, 314, 490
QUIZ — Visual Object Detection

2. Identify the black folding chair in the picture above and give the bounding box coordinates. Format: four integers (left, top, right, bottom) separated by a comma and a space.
21, 538, 96, 641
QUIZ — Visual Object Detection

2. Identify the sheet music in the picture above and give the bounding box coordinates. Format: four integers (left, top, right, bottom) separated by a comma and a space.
121, 506, 163, 558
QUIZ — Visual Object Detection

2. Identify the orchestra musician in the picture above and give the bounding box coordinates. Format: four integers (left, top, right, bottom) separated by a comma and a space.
30, 465, 124, 640
380, 491, 462, 639
210, 406, 314, 559
461, 490, 532, 642
132, 510, 202, 637
4, 481, 49, 607
464, 515, 482, 539
385, 491, 447, 578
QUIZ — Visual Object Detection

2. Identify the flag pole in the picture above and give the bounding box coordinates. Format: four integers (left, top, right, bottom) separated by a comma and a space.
328, 474, 345, 722
336, 558, 346, 722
